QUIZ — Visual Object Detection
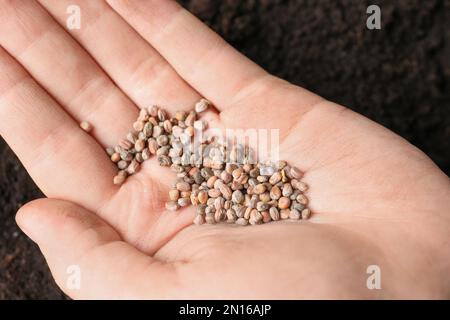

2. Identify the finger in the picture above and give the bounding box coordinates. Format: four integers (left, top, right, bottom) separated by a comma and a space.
38, 0, 202, 113
0, 47, 115, 212
106, 0, 268, 110
16, 198, 184, 299
0, 0, 138, 146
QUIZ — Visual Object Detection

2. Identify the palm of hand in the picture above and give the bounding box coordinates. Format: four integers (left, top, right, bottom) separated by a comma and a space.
0, 0, 448, 299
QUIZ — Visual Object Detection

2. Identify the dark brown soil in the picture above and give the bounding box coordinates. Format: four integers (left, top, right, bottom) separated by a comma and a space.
1, 0, 448, 299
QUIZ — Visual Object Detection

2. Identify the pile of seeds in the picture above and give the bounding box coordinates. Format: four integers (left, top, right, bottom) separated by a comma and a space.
106, 99, 311, 226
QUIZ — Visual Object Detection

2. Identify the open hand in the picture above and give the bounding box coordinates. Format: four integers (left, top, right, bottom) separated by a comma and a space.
1, 0, 449, 299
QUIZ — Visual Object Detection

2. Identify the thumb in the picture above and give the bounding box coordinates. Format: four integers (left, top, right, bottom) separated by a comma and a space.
16, 198, 183, 299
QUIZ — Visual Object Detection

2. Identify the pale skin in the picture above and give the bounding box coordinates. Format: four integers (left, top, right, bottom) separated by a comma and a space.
0, 0, 449, 299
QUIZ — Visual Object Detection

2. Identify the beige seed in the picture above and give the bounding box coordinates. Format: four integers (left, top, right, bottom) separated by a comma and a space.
181, 191, 191, 198
113, 173, 126, 185
137, 131, 146, 141
194, 98, 210, 113
249, 209, 262, 225
284, 166, 293, 179
231, 190, 244, 204
119, 139, 133, 150
190, 193, 199, 205
226, 209, 237, 223
143, 122, 153, 137
152, 125, 163, 138
135, 139, 146, 152
111, 153, 121, 163
214, 197, 225, 211
198, 191, 208, 204
120, 150, 133, 161
296, 194, 308, 205
117, 160, 128, 170
127, 160, 140, 175
178, 197, 190, 207
185, 126, 194, 137
157, 109, 167, 121
282, 183, 293, 197
156, 135, 169, 146
148, 117, 158, 126
138, 108, 149, 120
148, 139, 158, 154
148, 105, 159, 117
185, 112, 196, 126
208, 189, 221, 198
79, 121, 92, 132
214, 209, 225, 222
244, 207, 252, 220
280, 209, 290, 219
219, 184, 232, 200
189, 167, 199, 176
281, 169, 287, 182
248, 168, 265, 179
256, 201, 269, 212
289, 209, 301, 220
291, 201, 305, 212
232, 168, 243, 180
175, 110, 187, 121
193, 214, 205, 225
220, 170, 232, 183
269, 207, 280, 221
296, 181, 308, 192
133, 120, 145, 131
206, 176, 218, 188
142, 148, 151, 160
270, 185, 281, 200
235, 217, 248, 226
256, 175, 268, 183
205, 215, 215, 224
301, 208, 311, 219
278, 197, 291, 209
176, 181, 191, 192
259, 192, 271, 203
235, 206, 246, 218
261, 211, 271, 223
163, 120, 172, 133
254, 184, 267, 194
269, 171, 281, 185
169, 189, 180, 201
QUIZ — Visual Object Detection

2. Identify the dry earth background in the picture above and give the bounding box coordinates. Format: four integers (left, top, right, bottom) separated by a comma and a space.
0, 0, 449, 299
